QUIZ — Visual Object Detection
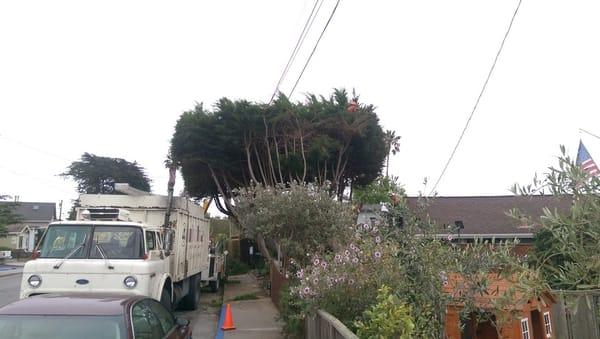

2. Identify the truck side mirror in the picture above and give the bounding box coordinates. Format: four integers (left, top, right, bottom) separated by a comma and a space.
163, 229, 175, 256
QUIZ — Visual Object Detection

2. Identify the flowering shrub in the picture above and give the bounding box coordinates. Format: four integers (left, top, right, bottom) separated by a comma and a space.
288, 222, 402, 330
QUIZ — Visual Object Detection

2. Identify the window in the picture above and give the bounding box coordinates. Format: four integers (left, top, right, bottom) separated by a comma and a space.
90, 226, 144, 259
145, 231, 156, 251
132, 302, 164, 339
521, 318, 530, 339
0, 314, 126, 339
543, 312, 552, 337
146, 299, 176, 335
38, 225, 92, 258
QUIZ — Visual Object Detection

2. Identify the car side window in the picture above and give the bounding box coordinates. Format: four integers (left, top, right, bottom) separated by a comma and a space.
146, 231, 156, 251
146, 299, 176, 335
132, 301, 164, 339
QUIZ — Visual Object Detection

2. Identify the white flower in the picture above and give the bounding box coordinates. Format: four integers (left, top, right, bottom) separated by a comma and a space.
313, 258, 320, 266
374, 251, 382, 259
321, 261, 328, 269
375, 236, 381, 244
296, 270, 304, 279
352, 257, 359, 264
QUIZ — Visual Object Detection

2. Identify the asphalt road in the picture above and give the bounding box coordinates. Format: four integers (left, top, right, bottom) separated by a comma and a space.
0, 272, 21, 307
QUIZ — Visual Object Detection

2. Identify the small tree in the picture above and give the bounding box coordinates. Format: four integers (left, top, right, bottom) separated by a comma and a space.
62, 153, 151, 194
234, 182, 353, 265
511, 146, 600, 290
0, 196, 22, 236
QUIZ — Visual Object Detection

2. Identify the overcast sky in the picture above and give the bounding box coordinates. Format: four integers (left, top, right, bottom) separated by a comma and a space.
1, 0, 599, 218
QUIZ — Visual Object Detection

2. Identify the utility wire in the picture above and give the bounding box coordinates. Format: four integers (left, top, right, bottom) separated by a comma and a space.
269, 0, 323, 103
429, 0, 523, 196
288, 0, 342, 98
580, 128, 600, 141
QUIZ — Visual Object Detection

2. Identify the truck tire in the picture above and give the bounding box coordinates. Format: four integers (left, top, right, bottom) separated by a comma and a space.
180, 275, 201, 310
160, 288, 172, 311
209, 273, 221, 292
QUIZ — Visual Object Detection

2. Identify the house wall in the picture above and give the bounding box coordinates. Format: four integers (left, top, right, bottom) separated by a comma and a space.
0, 236, 12, 248
445, 302, 554, 339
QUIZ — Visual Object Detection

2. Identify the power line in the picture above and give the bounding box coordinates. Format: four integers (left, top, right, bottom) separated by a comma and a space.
288, 0, 342, 98
429, 0, 523, 196
0, 132, 71, 162
580, 128, 600, 141
269, 0, 324, 103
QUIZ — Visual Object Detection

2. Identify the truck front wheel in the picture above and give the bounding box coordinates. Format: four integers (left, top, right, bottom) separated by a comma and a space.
160, 288, 172, 311
209, 273, 221, 292
180, 275, 201, 310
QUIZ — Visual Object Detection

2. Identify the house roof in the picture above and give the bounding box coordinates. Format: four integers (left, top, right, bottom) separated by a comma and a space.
1, 202, 56, 233
406, 195, 571, 236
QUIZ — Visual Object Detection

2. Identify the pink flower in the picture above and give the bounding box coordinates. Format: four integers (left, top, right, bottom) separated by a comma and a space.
321, 261, 328, 269
334, 254, 342, 263
375, 236, 381, 244
374, 251, 382, 259
349, 244, 357, 251
313, 258, 320, 266
352, 257, 359, 264
296, 270, 304, 279
303, 287, 310, 294
344, 250, 350, 256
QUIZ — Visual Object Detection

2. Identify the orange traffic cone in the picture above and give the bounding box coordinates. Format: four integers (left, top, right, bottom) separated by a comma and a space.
221, 303, 236, 330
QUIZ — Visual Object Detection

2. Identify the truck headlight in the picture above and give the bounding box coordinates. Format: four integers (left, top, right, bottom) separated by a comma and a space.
123, 276, 137, 289
28, 275, 42, 288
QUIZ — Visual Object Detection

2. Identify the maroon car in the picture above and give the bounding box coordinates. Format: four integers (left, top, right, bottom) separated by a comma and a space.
0, 294, 192, 339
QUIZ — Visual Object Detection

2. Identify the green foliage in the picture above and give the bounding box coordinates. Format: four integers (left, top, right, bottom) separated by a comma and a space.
353, 176, 404, 204
170, 89, 387, 215
355, 285, 414, 339
226, 257, 251, 276
0, 198, 22, 236
511, 146, 600, 290
62, 153, 151, 194
234, 182, 353, 265
281, 194, 540, 337
229, 292, 260, 301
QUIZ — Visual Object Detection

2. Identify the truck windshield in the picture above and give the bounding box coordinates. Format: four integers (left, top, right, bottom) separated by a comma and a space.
89, 226, 144, 259
38, 225, 144, 259
38, 225, 91, 259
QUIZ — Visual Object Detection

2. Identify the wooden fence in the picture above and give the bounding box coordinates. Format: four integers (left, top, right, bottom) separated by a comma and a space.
552, 290, 600, 339
305, 310, 358, 339
269, 260, 287, 309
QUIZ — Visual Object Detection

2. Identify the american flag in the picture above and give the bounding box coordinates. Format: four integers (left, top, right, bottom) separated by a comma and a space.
576, 141, 599, 176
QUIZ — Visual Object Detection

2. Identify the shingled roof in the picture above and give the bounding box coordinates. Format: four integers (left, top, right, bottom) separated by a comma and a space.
1, 201, 56, 233
406, 195, 571, 237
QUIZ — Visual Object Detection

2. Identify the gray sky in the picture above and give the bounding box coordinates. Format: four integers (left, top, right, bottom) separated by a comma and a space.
1, 0, 599, 217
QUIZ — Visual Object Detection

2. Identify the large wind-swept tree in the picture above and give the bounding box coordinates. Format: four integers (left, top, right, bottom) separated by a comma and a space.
170, 89, 388, 216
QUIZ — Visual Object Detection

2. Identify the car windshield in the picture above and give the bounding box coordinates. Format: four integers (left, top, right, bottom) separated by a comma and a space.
0, 315, 127, 339
38, 225, 144, 259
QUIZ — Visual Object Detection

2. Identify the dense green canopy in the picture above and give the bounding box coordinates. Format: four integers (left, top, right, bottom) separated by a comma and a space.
62, 153, 151, 194
170, 89, 387, 215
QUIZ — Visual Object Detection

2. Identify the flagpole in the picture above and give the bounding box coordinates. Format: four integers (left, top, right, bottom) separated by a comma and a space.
579, 128, 600, 141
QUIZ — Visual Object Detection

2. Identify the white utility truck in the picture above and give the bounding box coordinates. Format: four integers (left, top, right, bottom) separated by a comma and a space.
19, 184, 224, 310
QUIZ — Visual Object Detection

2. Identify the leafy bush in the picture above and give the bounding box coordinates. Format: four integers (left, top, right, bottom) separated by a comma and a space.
235, 182, 354, 266
226, 257, 251, 275
355, 285, 414, 339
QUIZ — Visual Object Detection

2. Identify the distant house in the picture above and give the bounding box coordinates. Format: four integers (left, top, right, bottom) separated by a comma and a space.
0, 201, 56, 252
406, 195, 571, 254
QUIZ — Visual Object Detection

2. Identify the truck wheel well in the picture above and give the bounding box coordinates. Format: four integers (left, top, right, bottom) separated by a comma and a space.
163, 277, 173, 297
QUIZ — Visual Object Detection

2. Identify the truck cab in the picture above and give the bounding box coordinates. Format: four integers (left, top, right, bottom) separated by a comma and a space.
20, 187, 214, 311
